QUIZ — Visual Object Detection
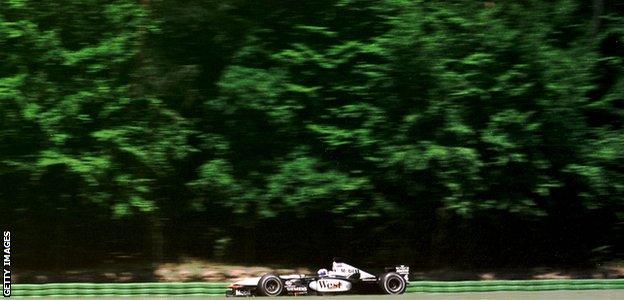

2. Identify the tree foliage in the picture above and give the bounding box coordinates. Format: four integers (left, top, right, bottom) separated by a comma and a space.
2, 0, 623, 268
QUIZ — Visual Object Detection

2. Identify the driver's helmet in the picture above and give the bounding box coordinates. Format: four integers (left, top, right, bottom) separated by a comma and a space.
317, 268, 328, 277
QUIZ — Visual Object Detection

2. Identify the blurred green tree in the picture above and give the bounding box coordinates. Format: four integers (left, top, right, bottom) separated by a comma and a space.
0, 0, 192, 264
1, 0, 623, 269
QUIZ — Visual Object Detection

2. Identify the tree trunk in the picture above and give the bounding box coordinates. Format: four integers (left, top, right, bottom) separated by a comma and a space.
244, 225, 257, 263
431, 208, 450, 267
148, 212, 164, 269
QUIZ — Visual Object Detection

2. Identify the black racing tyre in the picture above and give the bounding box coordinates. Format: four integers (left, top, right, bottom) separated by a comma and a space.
379, 272, 406, 295
257, 273, 284, 297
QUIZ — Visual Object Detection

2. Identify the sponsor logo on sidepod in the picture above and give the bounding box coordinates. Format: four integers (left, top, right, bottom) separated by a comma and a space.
309, 279, 351, 292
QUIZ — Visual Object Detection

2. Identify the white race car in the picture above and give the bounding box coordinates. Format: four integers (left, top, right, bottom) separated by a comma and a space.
226, 259, 409, 297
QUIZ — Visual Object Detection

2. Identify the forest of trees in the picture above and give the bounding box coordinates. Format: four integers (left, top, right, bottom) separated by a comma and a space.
2, 0, 623, 270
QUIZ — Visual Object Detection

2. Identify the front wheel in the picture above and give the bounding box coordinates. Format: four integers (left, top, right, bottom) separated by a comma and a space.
379, 272, 406, 295
257, 273, 284, 297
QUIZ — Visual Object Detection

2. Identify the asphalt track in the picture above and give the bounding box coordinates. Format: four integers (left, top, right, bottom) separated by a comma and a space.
43, 290, 624, 300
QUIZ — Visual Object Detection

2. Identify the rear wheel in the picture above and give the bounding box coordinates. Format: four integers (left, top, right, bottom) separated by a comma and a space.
257, 274, 284, 297
379, 272, 406, 295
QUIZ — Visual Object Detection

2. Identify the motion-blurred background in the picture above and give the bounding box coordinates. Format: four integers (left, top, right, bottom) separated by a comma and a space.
1, 0, 623, 282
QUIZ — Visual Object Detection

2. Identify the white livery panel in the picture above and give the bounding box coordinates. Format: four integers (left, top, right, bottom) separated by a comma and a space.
308, 278, 352, 292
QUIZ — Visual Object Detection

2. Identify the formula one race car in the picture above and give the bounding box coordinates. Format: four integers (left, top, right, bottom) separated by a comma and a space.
226, 259, 409, 297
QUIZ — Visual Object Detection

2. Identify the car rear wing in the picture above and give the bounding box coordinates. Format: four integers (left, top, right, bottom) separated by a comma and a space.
385, 265, 409, 281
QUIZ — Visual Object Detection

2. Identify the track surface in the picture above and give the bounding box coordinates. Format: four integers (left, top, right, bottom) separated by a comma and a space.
44, 290, 624, 300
